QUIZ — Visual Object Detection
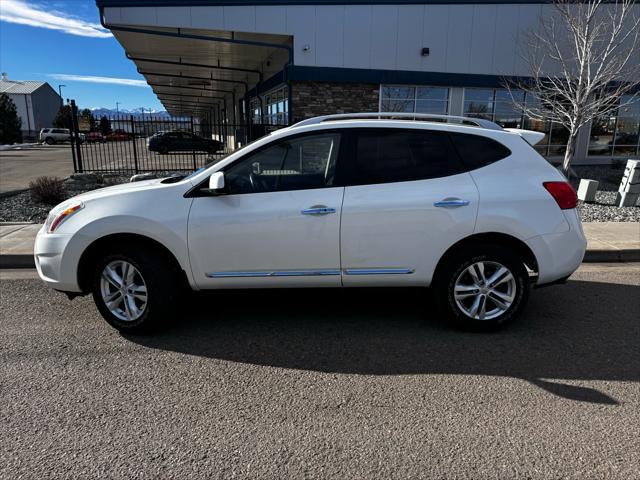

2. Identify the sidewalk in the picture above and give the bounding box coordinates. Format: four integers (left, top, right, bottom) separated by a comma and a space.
1, 222, 639, 269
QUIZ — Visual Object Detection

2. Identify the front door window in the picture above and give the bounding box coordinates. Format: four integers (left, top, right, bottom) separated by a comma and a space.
224, 133, 341, 194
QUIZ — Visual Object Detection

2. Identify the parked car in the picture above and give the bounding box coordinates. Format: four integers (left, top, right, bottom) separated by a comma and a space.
40, 128, 70, 145
39, 128, 84, 144
35, 113, 586, 333
147, 130, 223, 154
86, 132, 107, 143
106, 129, 132, 141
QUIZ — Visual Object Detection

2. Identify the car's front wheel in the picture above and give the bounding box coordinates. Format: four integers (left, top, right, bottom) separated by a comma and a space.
44, 137, 55, 145
435, 246, 530, 330
91, 245, 179, 333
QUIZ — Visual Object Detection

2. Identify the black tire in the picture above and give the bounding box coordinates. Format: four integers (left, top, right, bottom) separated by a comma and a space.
158, 144, 169, 154
91, 244, 180, 334
45, 137, 55, 145
434, 245, 530, 331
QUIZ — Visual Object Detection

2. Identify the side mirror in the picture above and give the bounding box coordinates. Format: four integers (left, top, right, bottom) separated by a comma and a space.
206, 171, 225, 193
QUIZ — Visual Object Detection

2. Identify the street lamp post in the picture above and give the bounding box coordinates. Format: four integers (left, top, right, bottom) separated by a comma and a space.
116, 102, 121, 114
58, 85, 66, 106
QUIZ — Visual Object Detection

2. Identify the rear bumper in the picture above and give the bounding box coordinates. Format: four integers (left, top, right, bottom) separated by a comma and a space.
526, 210, 587, 285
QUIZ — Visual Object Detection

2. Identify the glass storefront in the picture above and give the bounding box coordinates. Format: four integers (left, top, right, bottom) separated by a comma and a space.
588, 95, 640, 158
380, 85, 449, 114
251, 86, 289, 125
375, 84, 640, 161
463, 88, 570, 157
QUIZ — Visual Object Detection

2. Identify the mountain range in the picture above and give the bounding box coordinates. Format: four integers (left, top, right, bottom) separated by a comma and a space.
90, 108, 171, 118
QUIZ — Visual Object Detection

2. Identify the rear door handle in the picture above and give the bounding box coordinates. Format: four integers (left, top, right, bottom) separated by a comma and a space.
434, 198, 470, 208
301, 205, 336, 215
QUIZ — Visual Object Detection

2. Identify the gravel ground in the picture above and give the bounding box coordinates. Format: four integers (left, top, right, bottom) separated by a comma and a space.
0, 174, 133, 223
1, 166, 637, 223
578, 191, 640, 222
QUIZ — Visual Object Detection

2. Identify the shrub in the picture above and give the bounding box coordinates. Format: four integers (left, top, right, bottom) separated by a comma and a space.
29, 176, 66, 205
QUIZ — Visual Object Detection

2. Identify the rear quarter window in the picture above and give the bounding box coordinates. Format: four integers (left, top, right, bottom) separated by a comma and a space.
449, 132, 511, 170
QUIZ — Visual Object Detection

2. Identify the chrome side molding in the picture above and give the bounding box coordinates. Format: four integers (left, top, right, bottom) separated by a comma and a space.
206, 269, 341, 278
343, 268, 415, 275
206, 267, 415, 278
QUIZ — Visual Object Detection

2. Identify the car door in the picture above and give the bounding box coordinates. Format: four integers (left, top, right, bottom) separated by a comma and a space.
188, 131, 345, 289
339, 127, 479, 287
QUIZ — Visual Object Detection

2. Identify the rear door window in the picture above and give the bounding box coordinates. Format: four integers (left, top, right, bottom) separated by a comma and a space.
346, 128, 464, 186
449, 132, 511, 170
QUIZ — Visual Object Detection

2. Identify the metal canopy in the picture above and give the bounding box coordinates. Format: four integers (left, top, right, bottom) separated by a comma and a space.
104, 22, 292, 118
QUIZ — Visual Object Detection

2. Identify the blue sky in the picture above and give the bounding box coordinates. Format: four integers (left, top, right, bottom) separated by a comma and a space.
0, 0, 164, 111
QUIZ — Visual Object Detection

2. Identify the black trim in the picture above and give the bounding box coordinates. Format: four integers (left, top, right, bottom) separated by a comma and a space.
246, 71, 287, 98
287, 65, 529, 89
98, 0, 556, 6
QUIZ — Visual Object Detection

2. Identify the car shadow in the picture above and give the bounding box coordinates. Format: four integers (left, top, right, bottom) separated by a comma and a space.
126, 280, 640, 405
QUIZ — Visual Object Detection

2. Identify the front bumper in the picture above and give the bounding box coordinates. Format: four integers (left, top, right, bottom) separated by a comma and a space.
34, 227, 85, 293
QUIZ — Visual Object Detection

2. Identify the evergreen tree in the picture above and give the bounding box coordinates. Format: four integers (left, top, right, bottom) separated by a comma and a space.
0, 93, 22, 144
53, 104, 73, 129
99, 116, 112, 135
81, 108, 97, 131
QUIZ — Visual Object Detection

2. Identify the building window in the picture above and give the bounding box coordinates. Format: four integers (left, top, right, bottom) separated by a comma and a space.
380, 85, 449, 114
588, 95, 640, 158
252, 86, 289, 125
464, 88, 568, 157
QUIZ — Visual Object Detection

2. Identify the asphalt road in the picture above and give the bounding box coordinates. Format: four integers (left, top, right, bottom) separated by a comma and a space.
0, 145, 73, 193
1, 263, 639, 479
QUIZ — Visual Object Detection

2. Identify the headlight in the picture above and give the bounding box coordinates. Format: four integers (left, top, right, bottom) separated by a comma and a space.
45, 202, 84, 233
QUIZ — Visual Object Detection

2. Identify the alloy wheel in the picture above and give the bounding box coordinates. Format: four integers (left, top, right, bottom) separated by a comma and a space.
453, 261, 517, 321
99, 260, 148, 321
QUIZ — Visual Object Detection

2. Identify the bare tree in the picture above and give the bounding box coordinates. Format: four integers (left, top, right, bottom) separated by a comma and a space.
508, 0, 640, 175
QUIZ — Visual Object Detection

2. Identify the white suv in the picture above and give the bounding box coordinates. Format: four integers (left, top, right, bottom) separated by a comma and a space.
39, 128, 84, 145
40, 128, 70, 145
35, 113, 586, 332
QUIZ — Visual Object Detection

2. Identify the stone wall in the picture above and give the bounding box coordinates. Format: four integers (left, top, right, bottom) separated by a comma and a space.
290, 81, 379, 122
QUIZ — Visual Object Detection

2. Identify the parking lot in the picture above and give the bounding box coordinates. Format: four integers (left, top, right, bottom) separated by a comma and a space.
0, 140, 223, 194
1, 263, 639, 479
0, 145, 73, 193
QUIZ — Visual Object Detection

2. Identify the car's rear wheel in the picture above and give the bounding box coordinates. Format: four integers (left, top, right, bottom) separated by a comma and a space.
435, 245, 530, 330
91, 245, 179, 333
45, 137, 55, 145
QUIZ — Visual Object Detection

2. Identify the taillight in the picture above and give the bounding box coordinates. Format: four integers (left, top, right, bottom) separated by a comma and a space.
543, 181, 578, 209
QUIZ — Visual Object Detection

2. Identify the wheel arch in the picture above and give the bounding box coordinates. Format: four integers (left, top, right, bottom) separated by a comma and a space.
433, 232, 538, 283
76, 233, 189, 294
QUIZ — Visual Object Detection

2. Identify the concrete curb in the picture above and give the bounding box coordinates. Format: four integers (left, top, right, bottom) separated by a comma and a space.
0, 254, 35, 269
582, 249, 640, 263
1, 251, 638, 270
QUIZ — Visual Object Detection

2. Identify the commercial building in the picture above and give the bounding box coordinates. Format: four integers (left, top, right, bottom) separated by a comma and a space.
0, 73, 62, 141
97, 0, 640, 164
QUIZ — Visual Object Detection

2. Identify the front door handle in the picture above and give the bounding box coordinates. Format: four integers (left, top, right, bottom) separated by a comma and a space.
434, 198, 470, 208
301, 205, 336, 215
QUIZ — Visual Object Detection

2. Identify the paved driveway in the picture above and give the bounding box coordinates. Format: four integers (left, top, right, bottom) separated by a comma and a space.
1, 263, 639, 478
0, 145, 73, 193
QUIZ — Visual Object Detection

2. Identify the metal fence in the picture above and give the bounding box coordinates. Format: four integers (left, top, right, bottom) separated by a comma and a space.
68, 102, 251, 174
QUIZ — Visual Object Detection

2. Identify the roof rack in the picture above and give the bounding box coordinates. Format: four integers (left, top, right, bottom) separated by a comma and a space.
290, 112, 503, 131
